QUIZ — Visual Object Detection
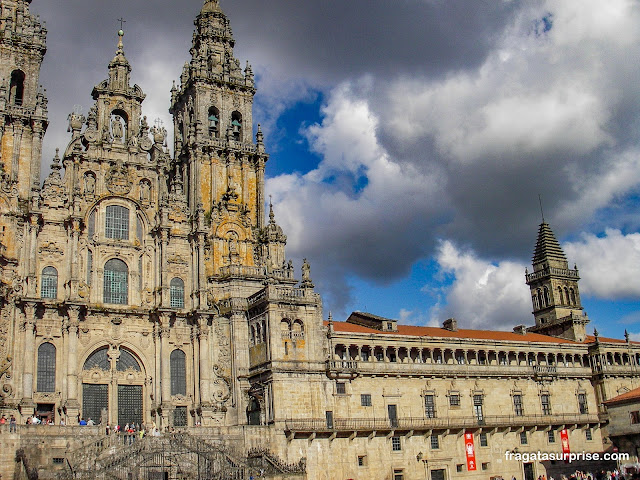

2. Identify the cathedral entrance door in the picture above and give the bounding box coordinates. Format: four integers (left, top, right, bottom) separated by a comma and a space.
117, 384, 143, 426
82, 384, 108, 423
82, 346, 146, 426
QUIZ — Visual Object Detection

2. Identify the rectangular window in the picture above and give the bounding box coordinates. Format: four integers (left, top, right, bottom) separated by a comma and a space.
631, 411, 640, 424
548, 430, 556, 443
474, 395, 484, 422
513, 394, 524, 416
336, 382, 346, 395
585, 428, 592, 441
449, 393, 460, 407
482, 462, 489, 471
173, 406, 187, 427
391, 436, 401, 451
479, 432, 488, 447
393, 469, 404, 480
105, 205, 129, 240
325, 411, 333, 429
361, 394, 372, 407
357, 455, 366, 467
425, 394, 436, 418
541, 394, 552, 415
361, 350, 369, 361
578, 393, 588, 414
430, 434, 440, 449
520, 431, 528, 445
456, 464, 464, 473
52, 458, 64, 465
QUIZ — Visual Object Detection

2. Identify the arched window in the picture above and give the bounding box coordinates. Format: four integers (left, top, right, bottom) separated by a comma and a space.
88, 210, 96, 239
564, 287, 570, 305
208, 106, 219, 137
247, 396, 261, 425
9, 70, 25, 106
170, 277, 185, 309
116, 349, 141, 372
537, 289, 543, 309
543, 287, 550, 307
231, 111, 242, 141
37, 343, 56, 392
570, 288, 576, 305
170, 349, 186, 396
41, 266, 58, 299
105, 205, 129, 240
104, 258, 128, 304
84, 347, 110, 370
557, 287, 563, 305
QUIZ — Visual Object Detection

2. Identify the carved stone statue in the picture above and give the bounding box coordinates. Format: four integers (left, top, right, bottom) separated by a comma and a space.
140, 180, 150, 202
84, 174, 95, 195
112, 115, 124, 142
301, 258, 313, 287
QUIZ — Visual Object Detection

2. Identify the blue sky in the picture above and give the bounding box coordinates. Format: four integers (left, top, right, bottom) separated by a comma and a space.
33, 0, 640, 340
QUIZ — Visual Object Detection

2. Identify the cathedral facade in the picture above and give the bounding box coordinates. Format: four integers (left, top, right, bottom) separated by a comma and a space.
0, 2, 639, 480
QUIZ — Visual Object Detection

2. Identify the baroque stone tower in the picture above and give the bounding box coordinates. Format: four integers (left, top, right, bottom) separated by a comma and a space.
0, 0, 48, 205
526, 222, 589, 342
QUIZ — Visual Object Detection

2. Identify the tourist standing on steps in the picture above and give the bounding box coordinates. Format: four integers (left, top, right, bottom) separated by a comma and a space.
9, 415, 16, 433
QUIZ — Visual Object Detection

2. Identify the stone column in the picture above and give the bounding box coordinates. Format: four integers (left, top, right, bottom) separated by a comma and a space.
191, 325, 200, 407
26, 215, 39, 296
160, 229, 169, 307
256, 158, 265, 230
229, 301, 249, 424
11, 123, 23, 183
30, 126, 44, 189
199, 321, 211, 404
159, 317, 171, 427
64, 306, 81, 424
20, 303, 37, 417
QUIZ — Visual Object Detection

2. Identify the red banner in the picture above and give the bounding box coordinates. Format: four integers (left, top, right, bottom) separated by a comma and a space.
464, 431, 476, 471
560, 428, 570, 462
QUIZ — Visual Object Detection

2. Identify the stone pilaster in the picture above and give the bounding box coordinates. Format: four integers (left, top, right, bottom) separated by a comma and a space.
19, 302, 37, 418
64, 306, 81, 424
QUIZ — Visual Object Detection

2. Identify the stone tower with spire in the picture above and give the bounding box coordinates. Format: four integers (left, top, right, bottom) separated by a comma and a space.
169, 0, 285, 297
526, 222, 589, 342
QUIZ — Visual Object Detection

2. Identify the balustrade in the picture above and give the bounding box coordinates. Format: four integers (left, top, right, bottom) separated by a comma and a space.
285, 412, 600, 433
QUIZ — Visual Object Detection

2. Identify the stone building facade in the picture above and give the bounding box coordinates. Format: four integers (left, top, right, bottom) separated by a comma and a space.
0, 1, 638, 480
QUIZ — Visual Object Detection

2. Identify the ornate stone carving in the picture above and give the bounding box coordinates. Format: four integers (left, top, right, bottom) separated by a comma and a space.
106, 163, 133, 195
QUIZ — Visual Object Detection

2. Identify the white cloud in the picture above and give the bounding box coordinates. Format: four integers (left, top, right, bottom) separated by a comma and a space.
563, 229, 640, 299
429, 241, 531, 330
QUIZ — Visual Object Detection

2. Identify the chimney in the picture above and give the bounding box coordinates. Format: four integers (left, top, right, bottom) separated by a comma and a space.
443, 318, 458, 332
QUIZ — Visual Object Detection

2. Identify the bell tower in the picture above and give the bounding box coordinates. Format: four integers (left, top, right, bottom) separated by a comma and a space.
0, 0, 48, 204
526, 222, 589, 342
170, 0, 268, 283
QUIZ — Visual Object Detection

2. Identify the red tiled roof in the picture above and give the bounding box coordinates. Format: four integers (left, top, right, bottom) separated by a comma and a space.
584, 335, 637, 345
605, 386, 640, 405
325, 321, 579, 344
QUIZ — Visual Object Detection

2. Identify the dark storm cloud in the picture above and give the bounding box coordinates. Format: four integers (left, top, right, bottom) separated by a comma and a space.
32, 0, 521, 163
